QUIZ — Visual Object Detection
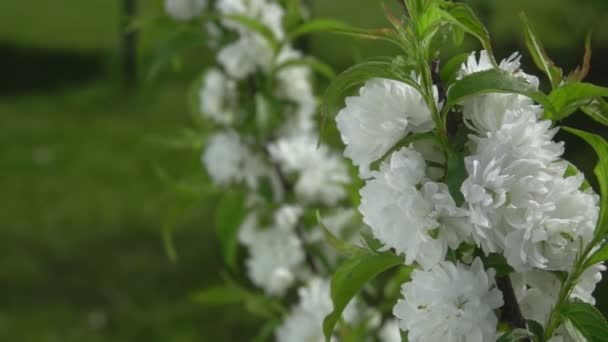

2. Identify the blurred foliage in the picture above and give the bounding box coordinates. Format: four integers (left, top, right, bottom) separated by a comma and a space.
0, 0, 607, 341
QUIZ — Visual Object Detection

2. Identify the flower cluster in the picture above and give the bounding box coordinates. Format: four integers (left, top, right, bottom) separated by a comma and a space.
163, 0, 397, 340
335, 50, 604, 341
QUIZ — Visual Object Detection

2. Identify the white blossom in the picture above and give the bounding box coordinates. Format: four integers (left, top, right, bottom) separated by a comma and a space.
216, 0, 285, 39
199, 68, 238, 125
359, 147, 469, 269
239, 206, 305, 296
393, 258, 503, 342
275, 46, 317, 131
276, 277, 357, 342
217, 34, 274, 79
379, 319, 402, 342
268, 133, 350, 206
336, 78, 435, 177
202, 131, 266, 188
164, 0, 206, 21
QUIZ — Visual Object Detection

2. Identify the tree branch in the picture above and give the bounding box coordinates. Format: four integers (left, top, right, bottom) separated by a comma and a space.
495, 275, 530, 339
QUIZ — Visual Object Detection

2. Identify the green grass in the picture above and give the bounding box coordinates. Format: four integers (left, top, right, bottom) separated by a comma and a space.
0, 81, 261, 341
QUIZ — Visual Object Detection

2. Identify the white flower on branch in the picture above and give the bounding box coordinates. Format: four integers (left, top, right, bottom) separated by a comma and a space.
379, 319, 402, 342
359, 147, 469, 269
276, 277, 357, 342
202, 131, 267, 188
199, 68, 238, 125
217, 0, 285, 39
336, 78, 435, 177
239, 206, 305, 296
393, 258, 503, 342
268, 133, 349, 206
217, 34, 274, 79
164, 0, 206, 21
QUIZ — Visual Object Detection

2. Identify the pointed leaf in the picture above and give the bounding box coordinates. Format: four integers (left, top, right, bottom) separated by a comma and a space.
147, 29, 205, 80
548, 83, 608, 121
440, 52, 470, 86
560, 301, 608, 342
273, 57, 336, 80
442, 3, 493, 56
585, 243, 608, 270
562, 127, 608, 237
288, 19, 403, 48
566, 32, 593, 83
215, 191, 248, 269
581, 99, 608, 126
322, 252, 407, 341
519, 13, 563, 89
444, 69, 553, 115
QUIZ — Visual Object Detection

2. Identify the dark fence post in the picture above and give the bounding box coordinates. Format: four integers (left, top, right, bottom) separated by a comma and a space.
121, 0, 138, 86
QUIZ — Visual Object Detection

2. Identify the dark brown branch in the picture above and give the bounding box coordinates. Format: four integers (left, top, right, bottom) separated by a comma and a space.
395, 0, 410, 18
496, 275, 530, 339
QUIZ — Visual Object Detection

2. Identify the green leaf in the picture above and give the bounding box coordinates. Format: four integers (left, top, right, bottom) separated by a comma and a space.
147, 29, 205, 80
562, 127, 608, 237
566, 32, 593, 84
440, 52, 470, 86
548, 83, 608, 121
446, 148, 466, 205
191, 285, 247, 305
273, 57, 336, 80
323, 252, 407, 341
288, 19, 404, 48
442, 3, 493, 56
223, 14, 280, 52
317, 211, 366, 257
581, 99, 608, 126
560, 301, 608, 342
519, 13, 563, 89
585, 243, 608, 270
215, 191, 248, 269
444, 69, 554, 115
497, 328, 534, 342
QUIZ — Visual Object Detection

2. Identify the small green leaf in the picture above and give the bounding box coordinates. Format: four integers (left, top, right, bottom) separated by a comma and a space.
323, 252, 407, 341
519, 13, 563, 89
442, 3, 493, 56
584, 243, 608, 270
581, 99, 608, 126
446, 148, 466, 205
191, 285, 247, 305
548, 83, 608, 121
224, 14, 280, 52
562, 127, 608, 237
215, 191, 248, 269
444, 69, 553, 115
560, 301, 608, 342
273, 57, 336, 80
147, 29, 205, 80
440, 52, 470, 86
497, 328, 534, 342
288, 19, 403, 49
317, 211, 366, 257
566, 32, 593, 84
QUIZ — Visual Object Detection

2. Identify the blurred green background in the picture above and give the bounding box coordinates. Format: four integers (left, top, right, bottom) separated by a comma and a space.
1, 0, 607, 340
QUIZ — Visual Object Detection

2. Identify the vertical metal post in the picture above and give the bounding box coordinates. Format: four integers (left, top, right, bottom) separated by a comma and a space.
122, 0, 138, 86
